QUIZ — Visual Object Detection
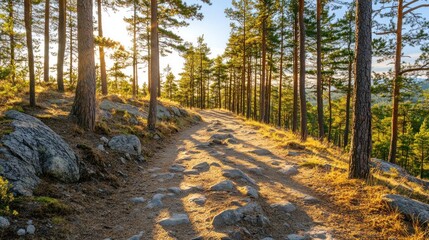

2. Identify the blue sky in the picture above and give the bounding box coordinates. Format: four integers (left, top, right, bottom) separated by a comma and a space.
104, 0, 232, 85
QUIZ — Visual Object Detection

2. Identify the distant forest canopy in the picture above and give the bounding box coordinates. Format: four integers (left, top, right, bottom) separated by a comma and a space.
1, 0, 429, 179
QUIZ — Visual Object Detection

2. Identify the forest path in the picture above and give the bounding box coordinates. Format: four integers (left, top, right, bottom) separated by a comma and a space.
72, 110, 337, 240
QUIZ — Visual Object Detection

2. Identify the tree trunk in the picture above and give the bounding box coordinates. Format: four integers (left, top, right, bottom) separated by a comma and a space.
253, 52, 257, 120
344, 11, 353, 148
247, 54, 252, 118
132, 0, 137, 97
44, 0, 50, 83
25, 0, 35, 107
349, 0, 372, 179
292, 8, 299, 133
69, 4, 74, 85
299, 0, 307, 141
328, 76, 332, 142
148, 0, 159, 131
8, 0, 15, 83
388, 0, 403, 164
260, 16, 267, 122
98, 0, 108, 95
278, 0, 285, 127
316, 0, 324, 140
57, 0, 66, 92
71, 0, 96, 130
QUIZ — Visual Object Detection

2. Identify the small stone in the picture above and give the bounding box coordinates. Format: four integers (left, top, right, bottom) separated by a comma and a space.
148, 167, 161, 173
169, 164, 186, 173
270, 201, 296, 213
100, 136, 109, 144
278, 165, 299, 176
146, 194, 164, 209
158, 213, 190, 227
248, 167, 264, 176
97, 144, 105, 151
303, 195, 319, 204
192, 162, 210, 172
287, 234, 306, 240
0, 217, 10, 229
210, 180, 236, 192
168, 187, 182, 194
130, 197, 146, 203
26, 220, 33, 225
248, 149, 272, 156
189, 194, 207, 206
184, 170, 200, 175
137, 155, 145, 162
17, 228, 26, 236
120, 157, 127, 164
26, 224, 35, 235
242, 186, 259, 198
127, 231, 144, 240
125, 153, 132, 161
223, 169, 256, 185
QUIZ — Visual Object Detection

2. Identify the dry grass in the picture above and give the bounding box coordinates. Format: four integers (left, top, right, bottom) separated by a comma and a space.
243, 119, 429, 239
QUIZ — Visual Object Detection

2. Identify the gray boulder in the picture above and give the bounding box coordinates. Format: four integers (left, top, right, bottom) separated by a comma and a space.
0, 111, 79, 196
382, 194, 429, 224
108, 135, 141, 155
100, 100, 147, 118
157, 104, 172, 119
372, 158, 429, 189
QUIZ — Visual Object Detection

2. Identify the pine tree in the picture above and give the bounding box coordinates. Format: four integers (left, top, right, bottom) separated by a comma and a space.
349, 0, 372, 180
71, 0, 96, 130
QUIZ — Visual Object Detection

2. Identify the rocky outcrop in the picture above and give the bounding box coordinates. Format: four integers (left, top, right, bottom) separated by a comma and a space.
371, 158, 429, 189
0, 111, 80, 195
382, 194, 429, 224
108, 134, 142, 155
99, 99, 192, 121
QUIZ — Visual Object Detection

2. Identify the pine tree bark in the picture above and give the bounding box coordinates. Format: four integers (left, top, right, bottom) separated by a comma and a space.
278, 0, 285, 127
148, 0, 159, 131
44, 0, 50, 83
71, 0, 96, 131
69, 5, 74, 85
132, 0, 137, 97
388, 0, 404, 164
299, 0, 307, 141
344, 13, 353, 148
57, 0, 66, 92
260, 16, 267, 122
349, 0, 372, 179
8, 0, 16, 83
98, 0, 108, 95
292, 7, 299, 133
25, 0, 36, 107
316, 0, 324, 140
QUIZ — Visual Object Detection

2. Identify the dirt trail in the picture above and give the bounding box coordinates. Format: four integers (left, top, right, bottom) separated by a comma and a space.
71, 110, 338, 240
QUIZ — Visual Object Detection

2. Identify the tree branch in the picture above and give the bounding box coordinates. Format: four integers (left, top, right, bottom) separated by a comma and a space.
404, 0, 419, 9
404, 4, 429, 15
400, 66, 429, 75
375, 30, 396, 35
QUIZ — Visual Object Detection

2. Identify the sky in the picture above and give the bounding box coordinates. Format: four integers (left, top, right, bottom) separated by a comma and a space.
103, 1, 233, 85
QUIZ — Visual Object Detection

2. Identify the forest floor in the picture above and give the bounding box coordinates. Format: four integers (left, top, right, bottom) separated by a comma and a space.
65, 110, 424, 240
